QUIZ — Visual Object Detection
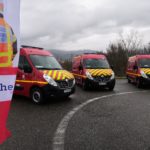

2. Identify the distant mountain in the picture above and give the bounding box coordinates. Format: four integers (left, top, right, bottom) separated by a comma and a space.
48, 49, 102, 60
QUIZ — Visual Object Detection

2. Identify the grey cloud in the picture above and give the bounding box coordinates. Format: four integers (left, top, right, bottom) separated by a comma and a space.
21, 0, 150, 50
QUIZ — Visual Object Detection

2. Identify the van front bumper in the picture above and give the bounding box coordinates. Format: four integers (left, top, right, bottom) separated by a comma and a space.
42, 84, 76, 97
140, 77, 150, 85
85, 78, 115, 88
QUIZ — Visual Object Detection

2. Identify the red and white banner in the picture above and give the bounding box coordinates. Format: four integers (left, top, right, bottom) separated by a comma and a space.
0, 0, 20, 144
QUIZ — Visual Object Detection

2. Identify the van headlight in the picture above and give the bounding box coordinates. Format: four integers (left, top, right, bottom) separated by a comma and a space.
43, 74, 57, 86
140, 70, 148, 79
110, 72, 115, 80
86, 71, 93, 80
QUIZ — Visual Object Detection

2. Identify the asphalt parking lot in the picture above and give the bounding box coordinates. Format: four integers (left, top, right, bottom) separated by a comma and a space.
1, 79, 150, 150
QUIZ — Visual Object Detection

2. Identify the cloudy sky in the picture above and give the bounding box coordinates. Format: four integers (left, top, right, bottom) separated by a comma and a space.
21, 0, 150, 51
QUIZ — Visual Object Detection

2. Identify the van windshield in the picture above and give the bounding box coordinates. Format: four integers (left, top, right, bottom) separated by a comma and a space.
83, 58, 110, 69
139, 58, 150, 68
30, 55, 62, 70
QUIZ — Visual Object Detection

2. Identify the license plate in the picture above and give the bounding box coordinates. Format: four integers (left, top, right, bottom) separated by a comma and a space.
64, 89, 71, 93
99, 82, 106, 85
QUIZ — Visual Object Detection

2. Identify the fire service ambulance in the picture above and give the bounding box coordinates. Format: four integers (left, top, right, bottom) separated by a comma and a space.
14, 46, 75, 104
72, 53, 115, 90
126, 55, 150, 88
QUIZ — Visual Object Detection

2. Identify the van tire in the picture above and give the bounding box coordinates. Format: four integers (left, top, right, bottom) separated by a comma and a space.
30, 88, 45, 104
62, 94, 70, 100
108, 84, 115, 91
82, 81, 88, 90
127, 78, 131, 83
136, 79, 143, 88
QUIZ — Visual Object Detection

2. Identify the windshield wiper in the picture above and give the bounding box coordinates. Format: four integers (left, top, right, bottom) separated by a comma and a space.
36, 67, 62, 70
141, 66, 150, 68
99, 67, 109, 69
50, 68, 62, 70
36, 67, 52, 70
91, 67, 109, 69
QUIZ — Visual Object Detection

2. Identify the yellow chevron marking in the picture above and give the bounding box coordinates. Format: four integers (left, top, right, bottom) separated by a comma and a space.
87, 69, 112, 76
53, 70, 57, 79
99, 70, 106, 76
141, 68, 150, 75
64, 71, 74, 79
64, 72, 73, 79
93, 70, 99, 75
93, 70, 101, 76
57, 71, 61, 80
88, 69, 95, 76
42, 70, 74, 80
62, 75, 65, 80
48, 70, 52, 76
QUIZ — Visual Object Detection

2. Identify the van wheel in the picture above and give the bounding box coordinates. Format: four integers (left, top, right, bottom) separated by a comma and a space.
136, 79, 142, 88
127, 78, 131, 83
62, 94, 70, 100
82, 81, 88, 90
31, 88, 45, 104
108, 84, 115, 91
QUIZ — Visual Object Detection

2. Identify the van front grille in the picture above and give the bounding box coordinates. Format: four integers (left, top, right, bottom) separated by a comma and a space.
56, 80, 74, 89
94, 76, 111, 82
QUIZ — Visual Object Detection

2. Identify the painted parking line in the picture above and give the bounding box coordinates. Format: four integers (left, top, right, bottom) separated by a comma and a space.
52, 90, 148, 150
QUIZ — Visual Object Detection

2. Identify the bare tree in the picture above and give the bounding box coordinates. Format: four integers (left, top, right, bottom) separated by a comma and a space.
107, 30, 143, 76
118, 30, 143, 51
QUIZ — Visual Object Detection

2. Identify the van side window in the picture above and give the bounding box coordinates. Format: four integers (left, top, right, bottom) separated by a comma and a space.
18, 56, 31, 70
24, 57, 31, 68
18, 55, 24, 70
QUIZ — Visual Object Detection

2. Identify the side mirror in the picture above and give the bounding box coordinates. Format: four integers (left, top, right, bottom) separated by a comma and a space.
79, 65, 83, 70
133, 65, 138, 70
23, 65, 32, 73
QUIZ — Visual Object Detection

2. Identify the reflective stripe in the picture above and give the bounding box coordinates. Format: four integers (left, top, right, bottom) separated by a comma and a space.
126, 72, 141, 77
16, 80, 48, 85
42, 70, 74, 80
73, 73, 87, 79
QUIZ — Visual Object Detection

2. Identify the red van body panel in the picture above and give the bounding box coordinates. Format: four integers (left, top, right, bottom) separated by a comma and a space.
72, 53, 115, 90
126, 55, 150, 87
14, 47, 75, 102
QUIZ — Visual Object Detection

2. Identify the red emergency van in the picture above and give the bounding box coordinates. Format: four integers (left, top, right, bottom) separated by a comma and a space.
14, 46, 75, 104
126, 55, 150, 88
72, 53, 115, 90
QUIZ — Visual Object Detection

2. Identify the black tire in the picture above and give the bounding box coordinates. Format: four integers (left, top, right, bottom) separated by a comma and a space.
136, 79, 143, 88
82, 80, 89, 90
62, 94, 71, 100
108, 83, 115, 91
128, 78, 131, 83
30, 87, 45, 104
